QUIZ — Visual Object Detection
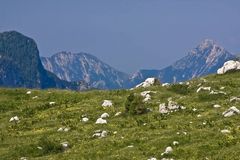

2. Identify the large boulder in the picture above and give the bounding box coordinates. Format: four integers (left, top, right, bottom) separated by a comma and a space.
217, 60, 240, 74
134, 77, 160, 89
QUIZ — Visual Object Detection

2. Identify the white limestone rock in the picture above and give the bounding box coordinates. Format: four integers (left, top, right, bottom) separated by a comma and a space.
213, 104, 221, 108
32, 96, 38, 99
162, 83, 170, 87
102, 100, 113, 107
9, 116, 19, 123
217, 60, 240, 74
221, 129, 231, 134
49, 102, 56, 105
210, 90, 226, 95
95, 118, 107, 124
196, 87, 211, 93
159, 103, 168, 114
222, 106, 240, 117
61, 142, 69, 150
161, 146, 173, 155
101, 113, 110, 118
92, 130, 108, 138
114, 112, 122, 116
148, 158, 157, 160
230, 97, 240, 102
57, 127, 70, 132
82, 117, 89, 122
140, 91, 152, 97
173, 141, 179, 146
26, 91, 31, 94
135, 77, 160, 88
143, 94, 151, 102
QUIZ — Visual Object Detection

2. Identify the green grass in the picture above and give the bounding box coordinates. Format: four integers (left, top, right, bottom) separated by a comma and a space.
1, 72, 240, 159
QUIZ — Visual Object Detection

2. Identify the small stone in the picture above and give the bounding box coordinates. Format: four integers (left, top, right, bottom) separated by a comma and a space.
221, 129, 231, 134
95, 118, 107, 124
64, 128, 70, 132
61, 142, 69, 150
102, 100, 113, 107
213, 104, 221, 108
192, 108, 197, 112
37, 146, 43, 150
26, 91, 31, 94
82, 117, 89, 122
49, 102, 56, 105
57, 127, 64, 132
32, 96, 38, 99
173, 141, 179, 146
9, 116, 19, 122
148, 157, 157, 160
101, 113, 109, 118
114, 112, 121, 116
101, 130, 108, 138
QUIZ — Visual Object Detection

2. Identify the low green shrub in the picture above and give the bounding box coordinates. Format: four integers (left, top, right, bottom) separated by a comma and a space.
168, 84, 189, 95
125, 93, 148, 115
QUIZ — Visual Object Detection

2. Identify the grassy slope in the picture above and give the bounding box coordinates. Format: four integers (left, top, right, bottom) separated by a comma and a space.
1, 72, 240, 160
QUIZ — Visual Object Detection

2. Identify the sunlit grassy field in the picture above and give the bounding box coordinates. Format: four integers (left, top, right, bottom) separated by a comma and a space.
1, 72, 240, 160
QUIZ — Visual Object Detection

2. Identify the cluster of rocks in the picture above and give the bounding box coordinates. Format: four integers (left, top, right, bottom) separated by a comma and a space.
9, 116, 20, 123
95, 112, 110, 124
159, 99, 186, 114
82, 114, 89, 122
140, 91, 157, 102
57, 127, 70, 132
92, 130, 108, 138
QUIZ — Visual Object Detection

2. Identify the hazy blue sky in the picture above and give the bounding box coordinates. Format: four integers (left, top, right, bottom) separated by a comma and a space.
1, 0, 240, 73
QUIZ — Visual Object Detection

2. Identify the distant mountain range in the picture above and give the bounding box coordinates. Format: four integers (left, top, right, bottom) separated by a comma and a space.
0, 31, 236, 90
41, 39, 235, 89
0, 31, 88, 90
130, 39, 235, 85
41, 52, 129, 89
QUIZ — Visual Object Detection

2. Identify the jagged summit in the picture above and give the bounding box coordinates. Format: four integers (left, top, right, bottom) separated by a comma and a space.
130, 39, 235, 85
41, 52, 130, 89
199, 39, 216, 48
189, 39, 224, 56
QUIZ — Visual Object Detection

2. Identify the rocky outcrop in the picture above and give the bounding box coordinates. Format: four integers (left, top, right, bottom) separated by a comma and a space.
217, 60, 240, 74
0, 31, 88, 90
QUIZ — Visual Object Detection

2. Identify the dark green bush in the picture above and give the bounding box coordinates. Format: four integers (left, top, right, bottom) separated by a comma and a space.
38, 136, 63, 155
125, 93, 147, 115
198, 92, 227, 101
168, 84, 189, 95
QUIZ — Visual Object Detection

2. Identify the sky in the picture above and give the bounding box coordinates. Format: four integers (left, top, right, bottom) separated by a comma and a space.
1, 0, 240, 73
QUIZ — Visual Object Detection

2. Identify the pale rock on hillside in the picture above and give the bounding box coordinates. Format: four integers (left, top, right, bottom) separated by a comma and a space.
217, 60, 240, 74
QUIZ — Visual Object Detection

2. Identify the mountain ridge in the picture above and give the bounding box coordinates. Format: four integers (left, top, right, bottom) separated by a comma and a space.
41, 51, 130, 89
130, 39, 236, 84
0, 31, 88, 90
